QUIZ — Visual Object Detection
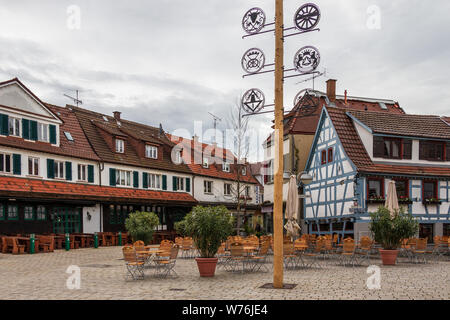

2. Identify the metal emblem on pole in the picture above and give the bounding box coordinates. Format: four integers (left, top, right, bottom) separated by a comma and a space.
294, 46, 321, 73
294, 3, 321, 31
242, 7, 267, 34
241, 48, 266, 74
293, 89, 319, 116
241, 88, 266, 114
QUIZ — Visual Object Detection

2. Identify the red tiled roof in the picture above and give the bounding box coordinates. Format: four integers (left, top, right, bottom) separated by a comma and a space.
167, 135, 258, 184
348, 110, 450, 139
327, 107, 450, 178
0, 104, 100, 161
0, 176, 197, 204
71, 106, 192, 174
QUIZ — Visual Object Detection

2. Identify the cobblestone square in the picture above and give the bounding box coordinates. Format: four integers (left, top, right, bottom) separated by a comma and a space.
0, 247, 448, 300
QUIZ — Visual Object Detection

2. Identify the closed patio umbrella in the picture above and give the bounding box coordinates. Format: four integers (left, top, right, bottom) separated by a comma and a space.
385, 180, 399, 218
284, 175, 301, 238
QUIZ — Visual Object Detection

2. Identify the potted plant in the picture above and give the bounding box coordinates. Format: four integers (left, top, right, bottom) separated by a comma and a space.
369, 206, 419, 265
183, 205, 234, 277
125, 211, 160, 245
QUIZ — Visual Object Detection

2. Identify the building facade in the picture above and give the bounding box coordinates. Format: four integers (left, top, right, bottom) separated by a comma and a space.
303, 107, 450, 242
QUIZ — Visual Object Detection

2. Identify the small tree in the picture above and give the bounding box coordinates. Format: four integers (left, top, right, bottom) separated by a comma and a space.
369, 206, 419, 250
125, 211, 160, 245
174, 220, 187, 237
183, 205, 234, 258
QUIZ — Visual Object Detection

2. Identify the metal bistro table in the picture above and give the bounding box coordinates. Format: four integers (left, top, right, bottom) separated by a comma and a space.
135, 248, 165, 269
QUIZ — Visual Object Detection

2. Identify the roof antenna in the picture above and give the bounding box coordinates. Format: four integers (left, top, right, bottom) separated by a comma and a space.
208, 112, 222, 144
63, 90, 82, 107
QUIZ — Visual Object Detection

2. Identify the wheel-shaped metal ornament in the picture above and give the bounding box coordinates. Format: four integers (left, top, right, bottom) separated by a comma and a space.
293, 89, 319, 116
293, 46, 320, 73
241, 48, 266, 74
294, 3, 321, 31
241, 88, 265, 114
242, 7, 266, 34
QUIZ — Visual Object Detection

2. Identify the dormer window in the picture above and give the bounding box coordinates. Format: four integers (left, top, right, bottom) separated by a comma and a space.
203, 157, 209, 168
8, 117, 20, 137
116, 139, 124, 153
222, 162, 230, 172
373, 136, 412, 160
175, 150, 182, 164
145, 145, 158, 159
37, 123, 49, 142
242, 166, 247, 175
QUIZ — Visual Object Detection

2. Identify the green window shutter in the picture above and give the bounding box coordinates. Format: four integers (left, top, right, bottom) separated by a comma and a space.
22, 119, 30, 140
0, 114, 8, 136
49, 125, 57, 144
47, 159, 54, 179
65, 162, 72, 181
133, 171, 139, 188
109, 168, 116, 186
13, 154, 21, 175
186, 177, 191, 193
162, 175, 167, 191
142, 172, 148, 189
30, 120, 38, 141
88, 165, 94, 183
173, 176, 177, 191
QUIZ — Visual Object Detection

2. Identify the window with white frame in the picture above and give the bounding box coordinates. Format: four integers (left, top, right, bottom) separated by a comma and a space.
174, 150, 182, 164
116, 169, 131, 186
203, 157, 209, 168
37, 123, 49, 142
204, 180, 213, 194
148, 173, 161, 189
54, 161, 64, 179
174, 176, 185, 191
242, 166, 247, 176
224, 183, 232, 196
245, 186, 250, 197
8, 117, 20, 137
115, 139, 124, 153
36, 205, 46, 220
0, 153, 12, 173
145, 145, 158, 159
222, 162, 230, 172
28, 157, 39, 176
78, 164, 87, 181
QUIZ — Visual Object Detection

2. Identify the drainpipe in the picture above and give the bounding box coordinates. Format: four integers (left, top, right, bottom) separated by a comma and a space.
99, 161, 105, 232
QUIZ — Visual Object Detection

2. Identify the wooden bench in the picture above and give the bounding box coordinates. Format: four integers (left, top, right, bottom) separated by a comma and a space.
2, 237, 25, 254
36, 235, 55, 253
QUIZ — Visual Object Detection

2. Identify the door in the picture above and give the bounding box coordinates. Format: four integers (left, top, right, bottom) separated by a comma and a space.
419, 224, 434, 243
53, 207, 82, 234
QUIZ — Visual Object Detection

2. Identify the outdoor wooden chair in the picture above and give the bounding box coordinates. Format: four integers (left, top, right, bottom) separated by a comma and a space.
122, 246, 145, 280
3, 237, 25, 254
181, 237, 194, 259
409, 238, 428, 264
154, 245, 179, 278
36, 235, 54, 253
248, 241, 270, 272
303, 239, 323, 268
338, 238, 359, 267
356, 237, 372, 265
224, 243, 248, 273
283, 242, 301, 270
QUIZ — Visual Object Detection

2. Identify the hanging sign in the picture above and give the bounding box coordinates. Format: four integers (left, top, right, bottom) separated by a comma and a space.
241, 48, 266, 74
242, 7, 266, 34
241, 88, 265, 114
294, 3, 321, 31
293, 46, 321, 73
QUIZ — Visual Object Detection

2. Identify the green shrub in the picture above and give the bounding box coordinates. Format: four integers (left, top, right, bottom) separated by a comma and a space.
183, 205, 234, 258
369, 206, 419, 250
174, 220, 187, 237
125, 211, 160, 245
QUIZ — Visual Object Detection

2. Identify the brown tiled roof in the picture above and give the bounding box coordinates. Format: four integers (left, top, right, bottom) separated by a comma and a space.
71, 106, 192, 174
348, 110, 450, 139
0, 176, 197, 204
327, 107, 450, 178
0, 104, 99, 161
167, 135, 258, 184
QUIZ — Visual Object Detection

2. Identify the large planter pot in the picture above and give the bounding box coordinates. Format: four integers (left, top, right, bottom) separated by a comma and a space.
379, 249, 399, 265
195, 257, 218, 277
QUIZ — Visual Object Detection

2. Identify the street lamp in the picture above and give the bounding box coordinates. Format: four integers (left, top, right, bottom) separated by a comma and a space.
297, 171, 313, 187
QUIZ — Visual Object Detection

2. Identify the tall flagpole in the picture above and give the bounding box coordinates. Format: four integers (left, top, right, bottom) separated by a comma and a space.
273, 0, 284, 289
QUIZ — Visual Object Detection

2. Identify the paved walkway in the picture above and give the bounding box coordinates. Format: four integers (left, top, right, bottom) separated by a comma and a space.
0, 247, 448, 300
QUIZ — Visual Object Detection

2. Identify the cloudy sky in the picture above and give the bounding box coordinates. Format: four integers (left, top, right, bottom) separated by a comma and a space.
0, 0, 449, 161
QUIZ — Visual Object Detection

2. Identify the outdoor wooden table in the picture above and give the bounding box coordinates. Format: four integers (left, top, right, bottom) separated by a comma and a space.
16, 237, 40, 253
73, 234, 93, 248
54, 235, 65, 249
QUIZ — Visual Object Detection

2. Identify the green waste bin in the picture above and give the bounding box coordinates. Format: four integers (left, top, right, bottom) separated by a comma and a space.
65, 233, 70, 251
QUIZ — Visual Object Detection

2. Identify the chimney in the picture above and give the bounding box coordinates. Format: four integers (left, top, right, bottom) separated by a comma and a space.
344, 90, 348, 104
326, 79, 337, 103
113, 111, 121, 120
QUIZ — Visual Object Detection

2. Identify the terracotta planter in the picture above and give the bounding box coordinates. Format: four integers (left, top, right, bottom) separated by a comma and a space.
379, 249, 399, 265
195, 257, 218, 277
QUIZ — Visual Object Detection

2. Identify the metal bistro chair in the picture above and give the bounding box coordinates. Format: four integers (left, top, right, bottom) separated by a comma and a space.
181, 237, 194, 259
122, 246, 145, 281
338, 238, 359, 267
409, 238, 428, 264
356, 237, 373, 266
303, 238, 323, 268
225, 242, 248, 273
154, 245, 179, 278
283, 242, 301, 270
248, 241, 270, 272
217, 242, 231, 269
